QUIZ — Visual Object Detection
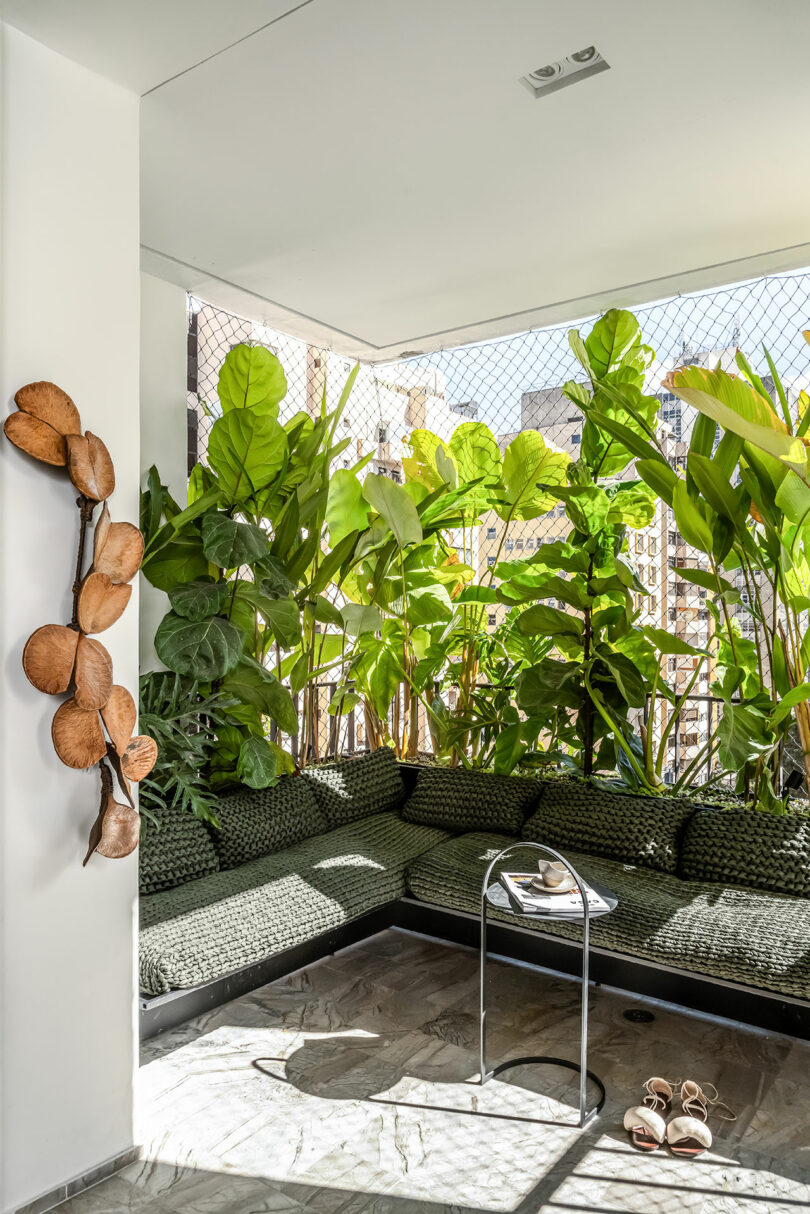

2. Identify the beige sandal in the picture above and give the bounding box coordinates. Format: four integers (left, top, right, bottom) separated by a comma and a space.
666, 1080, 736, 1157
623, 1077, 678, 1152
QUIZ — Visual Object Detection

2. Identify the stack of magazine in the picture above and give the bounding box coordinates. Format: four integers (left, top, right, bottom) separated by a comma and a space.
499, 871, 608, 915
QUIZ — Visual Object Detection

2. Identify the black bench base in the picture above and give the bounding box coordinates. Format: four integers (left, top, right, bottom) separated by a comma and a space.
139, 897, 810, 1041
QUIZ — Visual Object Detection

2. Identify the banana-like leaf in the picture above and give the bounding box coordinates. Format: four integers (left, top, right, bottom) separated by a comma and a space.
666, 365, 807, 477
325, 469, 371, 545
363, 473, 423, 547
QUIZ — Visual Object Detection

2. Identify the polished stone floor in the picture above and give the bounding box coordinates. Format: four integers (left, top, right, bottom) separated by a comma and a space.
59, 929, 810, 1213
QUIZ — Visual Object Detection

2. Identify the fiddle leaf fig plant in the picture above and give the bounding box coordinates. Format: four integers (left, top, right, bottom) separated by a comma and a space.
141, 341, 359, 791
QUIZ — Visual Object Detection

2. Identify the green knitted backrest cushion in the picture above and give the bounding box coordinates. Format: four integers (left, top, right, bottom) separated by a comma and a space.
212, 776, 328, 871
680, 807, 810, 897
302, 746, 405, 828
522, 782, 693, 874
401, 766, 540, 834
139, 801, 220, 895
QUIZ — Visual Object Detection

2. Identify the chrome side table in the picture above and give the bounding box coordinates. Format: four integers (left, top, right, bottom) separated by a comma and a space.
480, 841, 617, 1129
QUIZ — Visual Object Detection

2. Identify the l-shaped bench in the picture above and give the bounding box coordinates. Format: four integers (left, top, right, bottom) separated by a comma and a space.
138, 748, 810, 1039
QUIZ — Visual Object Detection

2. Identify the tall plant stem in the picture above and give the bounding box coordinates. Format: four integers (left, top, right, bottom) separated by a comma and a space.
581, 556, 595, 777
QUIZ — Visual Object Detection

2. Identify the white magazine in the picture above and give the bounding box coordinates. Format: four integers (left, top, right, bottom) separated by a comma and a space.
498, 871, 608, 915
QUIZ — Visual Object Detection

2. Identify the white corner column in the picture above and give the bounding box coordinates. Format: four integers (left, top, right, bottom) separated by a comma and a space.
0, 25, 140, 1214
140, 272, 190, 673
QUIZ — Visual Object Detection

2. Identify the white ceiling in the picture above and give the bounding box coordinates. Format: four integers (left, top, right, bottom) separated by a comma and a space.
7, 1, 810, 360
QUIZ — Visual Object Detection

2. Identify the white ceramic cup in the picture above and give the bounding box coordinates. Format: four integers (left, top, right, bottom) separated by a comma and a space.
537, 860, 576, 892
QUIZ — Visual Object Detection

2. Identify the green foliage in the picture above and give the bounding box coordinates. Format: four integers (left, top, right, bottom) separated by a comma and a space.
138, 673, 233, 827
141, 317, 810, 814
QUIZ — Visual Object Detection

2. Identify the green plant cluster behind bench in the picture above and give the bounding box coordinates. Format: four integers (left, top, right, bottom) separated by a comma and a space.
139, 749, 810, 1002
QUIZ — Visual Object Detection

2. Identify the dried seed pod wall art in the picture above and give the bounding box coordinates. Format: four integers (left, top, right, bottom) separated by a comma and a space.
4, 381, 153, 865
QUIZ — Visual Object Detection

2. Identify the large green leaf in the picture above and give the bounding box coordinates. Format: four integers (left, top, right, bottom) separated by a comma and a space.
687, 453, 742, 524
168, 579, 228, 622
498, 432, 570, 520
208, 410, 288, 503
672, 479, 713, 554
340, 603, 383, 636
362, 473, 423, 547
449, 422, 501, 486
402, 430, 452, 491
668, 365, 807, 476
771, 682, 810, 727
605, 485, 657, 528
352, 635, 402, 718
492, 723, 527, 775
717, 703, 774, 769
217, 343, 287, 415
201, 512, 268, 568
403, 582, 453, 625
222, 656, 298, 733
236, 735, 278, 789
141, 532, 211, 592
155, 611, 243, 680
642, 627, 704, 656
325, 469, 371, 545
515, 659, 581, 713
585, 309, 642, 378
775, 470, 810, 525
673, 566, 736, 595
235, 583, 301, 647
516, 604, 583, 639
598, 649, 646, 708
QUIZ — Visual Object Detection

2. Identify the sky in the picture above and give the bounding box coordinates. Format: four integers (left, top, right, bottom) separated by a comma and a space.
402, 267, 810, 436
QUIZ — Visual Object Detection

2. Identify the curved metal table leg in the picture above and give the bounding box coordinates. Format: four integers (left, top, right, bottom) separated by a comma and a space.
479, 841, 606, 1129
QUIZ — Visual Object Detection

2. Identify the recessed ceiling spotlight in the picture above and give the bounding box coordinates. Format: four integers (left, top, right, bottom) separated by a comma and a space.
520, 46, 609, 99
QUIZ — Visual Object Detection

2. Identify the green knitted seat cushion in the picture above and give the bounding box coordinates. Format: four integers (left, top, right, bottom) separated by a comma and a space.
401, 766, 540, 834
523, 782, 693, 874
212, 776, 328, 870
406, 833, 810, 1000
680, 807, 810, 897
139, 801, 219, 895
301, 747, 405, 828
139, 812, 448, 995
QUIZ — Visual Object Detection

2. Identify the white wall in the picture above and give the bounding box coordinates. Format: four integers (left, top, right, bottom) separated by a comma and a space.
0, 26, 140, 1214
140, 273, 189, 673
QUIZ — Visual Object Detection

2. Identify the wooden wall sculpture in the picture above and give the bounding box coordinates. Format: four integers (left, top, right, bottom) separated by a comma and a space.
4, 381, 156, 865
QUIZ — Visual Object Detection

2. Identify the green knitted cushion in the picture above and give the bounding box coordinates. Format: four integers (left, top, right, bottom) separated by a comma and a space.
405, 833, 810, 1000
211, 777, 328, 870
680, 807, 810, 897
139, 802, 220, 895
522, 782, 693, 874
139, 813, 448, 995
401, 766, 540, 834
301, 747, 405, 828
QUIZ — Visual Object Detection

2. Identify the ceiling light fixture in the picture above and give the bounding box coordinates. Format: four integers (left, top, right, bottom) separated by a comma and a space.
520, 45, 609, 99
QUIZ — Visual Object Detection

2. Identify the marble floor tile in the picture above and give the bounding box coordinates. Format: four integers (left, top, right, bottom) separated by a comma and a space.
56, 930, 810, 1214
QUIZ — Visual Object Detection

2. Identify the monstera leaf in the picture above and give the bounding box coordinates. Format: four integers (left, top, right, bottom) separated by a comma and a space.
217, 343, 287, 415
497, 432, 570, 520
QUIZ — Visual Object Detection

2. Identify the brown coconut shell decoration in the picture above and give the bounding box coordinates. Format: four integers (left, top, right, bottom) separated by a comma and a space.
6, 379, 156, 867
